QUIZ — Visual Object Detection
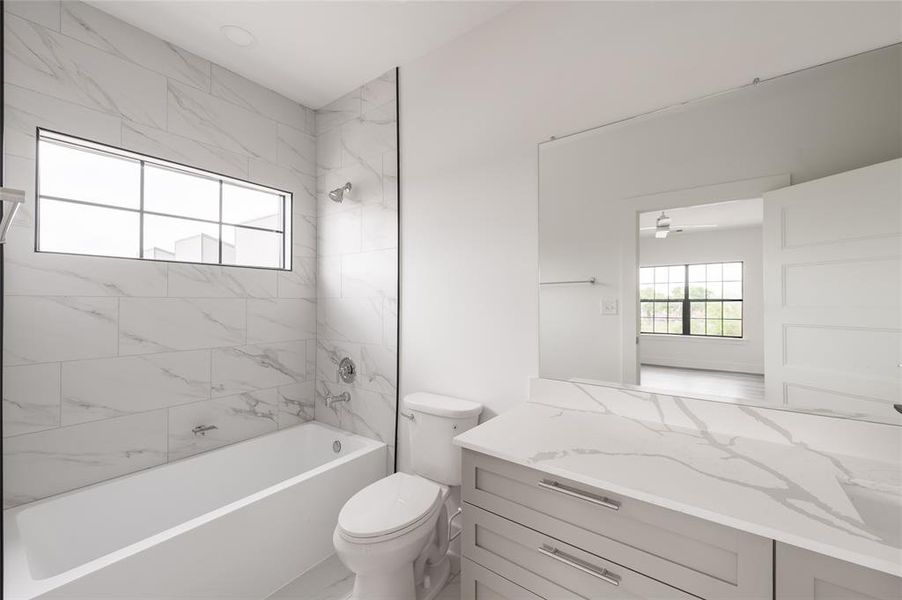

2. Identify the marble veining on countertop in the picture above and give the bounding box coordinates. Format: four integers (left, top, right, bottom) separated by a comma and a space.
454, 379, 902, 578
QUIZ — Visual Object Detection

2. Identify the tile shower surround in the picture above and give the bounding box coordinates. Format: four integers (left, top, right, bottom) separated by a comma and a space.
314, 69, 399, 472
0, 1, 398, 507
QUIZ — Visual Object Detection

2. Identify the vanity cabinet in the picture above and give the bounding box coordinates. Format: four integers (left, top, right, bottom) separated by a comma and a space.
461, 450, 773, 600
776, 544, 902, 600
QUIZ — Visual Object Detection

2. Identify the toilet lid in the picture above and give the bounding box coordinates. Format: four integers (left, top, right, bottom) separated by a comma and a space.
337, 473, 443, 539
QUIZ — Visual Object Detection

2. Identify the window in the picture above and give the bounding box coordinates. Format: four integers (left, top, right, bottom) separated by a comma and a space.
36, 130, 292, 270
639, 262, 743, 338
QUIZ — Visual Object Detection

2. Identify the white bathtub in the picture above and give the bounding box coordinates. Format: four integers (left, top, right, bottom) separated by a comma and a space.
4, 421, 386, 600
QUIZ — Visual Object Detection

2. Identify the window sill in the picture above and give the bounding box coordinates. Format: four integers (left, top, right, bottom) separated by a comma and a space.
640, 334, 748, 344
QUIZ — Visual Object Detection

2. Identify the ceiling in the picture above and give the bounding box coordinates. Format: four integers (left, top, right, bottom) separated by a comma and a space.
639, 198, 763, 235
87, 1, 514, 108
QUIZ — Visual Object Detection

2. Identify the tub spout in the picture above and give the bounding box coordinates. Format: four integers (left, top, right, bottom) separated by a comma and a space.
325, 392, 351, 408
192, 424, 218, 436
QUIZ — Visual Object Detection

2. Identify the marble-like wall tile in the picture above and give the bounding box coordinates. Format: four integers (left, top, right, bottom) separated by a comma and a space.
383, 151, 399, 210
277, 124, 316, 176
211, 65, 307, 131
318, 208, 362, 256
5, 242, 168, 297
6, 0, 60, 30
315, 127, 342, 170
61, 2, 211, 91
61, 351, 210, 425
293, 214, 316, 259
341, 104, 396, 178
278, 382, 315, 428
5, 13, 167, 127
362, 69, 397, 115
316, 339, 396, 396
119, 298, 246, 355
316, 88, 362, 135
4, 296, 118, 365
2, 363, 61, 436
278, 257, 316, 299
5, 83, 121, 160
362, 204, 399, 251
168, 389, 278, 460
317, 298, 383, 345
211, 341, 306, 397
317, 161, 383, 218
3, 410, 166, 507
122, 122, 249, 181
342, 249, 398, 299
306, 339, 316, 381
314, 380, 395, 447
249, 158, 316, 217
167, 80, 277, 161
168, 264, 277, 298
247, 298, 316, 344
317, 256, 342, 299
383, 297, 398, 348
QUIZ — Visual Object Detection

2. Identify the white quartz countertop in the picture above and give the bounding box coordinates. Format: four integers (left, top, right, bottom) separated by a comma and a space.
454, 380, 902, 578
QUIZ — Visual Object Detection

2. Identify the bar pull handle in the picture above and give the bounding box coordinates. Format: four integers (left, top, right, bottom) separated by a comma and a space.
538, 479, 621, 511
538, 544, 621, 586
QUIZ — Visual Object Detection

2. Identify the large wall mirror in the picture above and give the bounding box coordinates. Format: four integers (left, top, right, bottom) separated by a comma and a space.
538, 44, 901, 425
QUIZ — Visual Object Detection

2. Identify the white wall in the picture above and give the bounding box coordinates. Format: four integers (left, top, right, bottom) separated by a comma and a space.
399, 0, 902, 433
639, 226, 764, 374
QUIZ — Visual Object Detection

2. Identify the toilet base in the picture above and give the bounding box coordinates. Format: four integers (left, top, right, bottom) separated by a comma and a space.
418, 556, 451, 600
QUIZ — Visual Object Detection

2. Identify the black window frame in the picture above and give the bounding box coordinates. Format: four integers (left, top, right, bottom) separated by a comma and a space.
35, 128, 293, 271
639, 261, 744, 339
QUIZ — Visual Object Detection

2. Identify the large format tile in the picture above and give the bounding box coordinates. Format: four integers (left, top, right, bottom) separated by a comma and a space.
4, 83, 121, 160
122, 122, 249, 181
168, 263, 277, 298
247, 298, 316, 344
316, 161, 382, 218
5, 13, 167, 127
2, 410, 166, 507
277, 382, 315, 429
119, 298, 246, 355
293, 214, 317, 259
4, 296, 118, 365
316, 88, 361, 135
4, 244, 168, 297
168, 389, 278, 460
317, 298, 382, 345
340, 104, 396, 179
211, 341, 306, 397
362, 68, 397, 116
317, 209, 362, 257
341, 249, 397, 300
277, 123, 316, 176
61, 350, 211, 425
249, 159, 316, 217
61, 2, 211, 91
6, 0, 61, 30
278, 257, 316, 299
167, 80, 278, 161
211, 65, 308, 131
316, 339, 396, 396
314, 380, 395, 447
2, 154, 37, 232
362, 204, 398, 252
2, 363, 61, 437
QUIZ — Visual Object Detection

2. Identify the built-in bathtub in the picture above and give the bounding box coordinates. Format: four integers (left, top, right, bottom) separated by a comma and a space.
4, 421, 386, 600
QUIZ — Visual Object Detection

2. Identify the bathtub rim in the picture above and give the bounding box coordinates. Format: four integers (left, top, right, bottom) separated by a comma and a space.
3, 421, 386, 600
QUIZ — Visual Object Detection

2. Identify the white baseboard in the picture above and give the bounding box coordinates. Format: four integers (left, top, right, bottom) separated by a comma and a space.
641, 357, 764, 375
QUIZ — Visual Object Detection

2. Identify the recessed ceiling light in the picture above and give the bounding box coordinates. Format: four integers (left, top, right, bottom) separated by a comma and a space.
221, 25, 256, 47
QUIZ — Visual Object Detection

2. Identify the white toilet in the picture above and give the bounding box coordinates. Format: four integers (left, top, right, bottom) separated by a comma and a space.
333, 393, 483, 600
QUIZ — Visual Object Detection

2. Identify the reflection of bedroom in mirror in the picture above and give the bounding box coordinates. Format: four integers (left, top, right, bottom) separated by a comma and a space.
638, 199, 764, 402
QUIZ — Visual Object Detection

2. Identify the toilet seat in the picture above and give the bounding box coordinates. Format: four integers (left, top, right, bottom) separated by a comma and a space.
337, 473, 444, 543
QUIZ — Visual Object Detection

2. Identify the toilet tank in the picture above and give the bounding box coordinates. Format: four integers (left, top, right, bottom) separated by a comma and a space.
404, 393, 483, 486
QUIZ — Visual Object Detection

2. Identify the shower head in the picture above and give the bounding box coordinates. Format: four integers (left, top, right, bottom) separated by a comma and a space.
329, 182, 352, 203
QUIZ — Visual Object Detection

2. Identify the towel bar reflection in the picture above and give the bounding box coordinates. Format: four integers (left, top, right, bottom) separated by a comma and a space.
539, 277, 597, 285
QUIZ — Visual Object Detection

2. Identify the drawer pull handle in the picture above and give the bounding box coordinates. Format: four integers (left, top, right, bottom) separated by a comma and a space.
538, 479, 621, 511
538, 544, 621, 587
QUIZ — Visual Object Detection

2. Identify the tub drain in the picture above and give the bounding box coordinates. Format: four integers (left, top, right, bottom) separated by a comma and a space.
332, 440, 342, 453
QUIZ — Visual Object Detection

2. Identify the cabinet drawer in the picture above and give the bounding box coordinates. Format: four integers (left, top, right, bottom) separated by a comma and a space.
463, 503, 697, 600
776, 543, 902, 600
463, 450, 772, 600
461, 558, 545, 600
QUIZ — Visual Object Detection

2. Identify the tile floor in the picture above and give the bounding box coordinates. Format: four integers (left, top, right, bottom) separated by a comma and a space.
268, 554, 460, 600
